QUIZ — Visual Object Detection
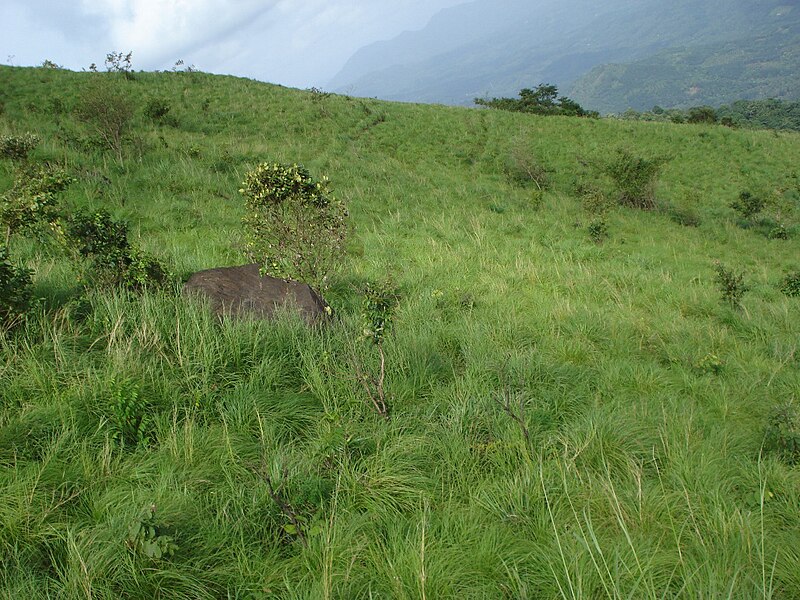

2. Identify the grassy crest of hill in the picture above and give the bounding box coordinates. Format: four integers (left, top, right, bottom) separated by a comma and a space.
1, 65, 800, 598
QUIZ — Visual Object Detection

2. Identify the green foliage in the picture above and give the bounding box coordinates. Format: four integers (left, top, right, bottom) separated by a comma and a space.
730, 190, 765, 220
104, 50, 134, 79
717, 99, 800, 132
615, 99, 800, 132
126, 505, 178, 560
780, 270, 800, 297
582, 186, 613, 243
362, 281, 400, 346
0, 245, 33, 329
75, 76, 134, 164
605, 150, 666, 209
506, 142, 550, 189
143, 96, 172, 122
0, 132, 39, 161
763, 404, 800, 465
64, 209, 169, 290
475, 84, 597, 117
587, 219, 609, 243
695, 353, 724, 375
1, 162, 73, 242
109, 378, 150, 449
0, 65, 799, 599
240, 162, 348, 291
713, 261, 749, 308
687, 106, 718, 124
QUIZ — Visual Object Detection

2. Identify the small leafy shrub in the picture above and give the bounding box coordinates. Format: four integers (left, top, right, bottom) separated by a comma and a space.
143, 96, 172, 122
730, 190, 765, 220
0, 132, 40, 161
75, 76, 134, 164
126, 505, 178, 560
661, 200, 701, 227
606, 150, 666, 209
768, 222, 789, 240
506, 143, 550, 190
780, 270, 800, 297
713, 261, 749, 308
1, 162, 73, 243
763, 404, 800, 465
264, 469, 327, 547
64, 209, 169, 290
587, 219, 609, 243
353, 281, 400, 418
48, 97, 66, 116
695, 353, 724, 375
240, 162, 348, 291
109, 378, 150, 448
0, 246, 33, 329
582, 186, 612, 243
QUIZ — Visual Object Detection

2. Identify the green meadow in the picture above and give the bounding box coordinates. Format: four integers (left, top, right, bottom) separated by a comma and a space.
1, 65, 799, 598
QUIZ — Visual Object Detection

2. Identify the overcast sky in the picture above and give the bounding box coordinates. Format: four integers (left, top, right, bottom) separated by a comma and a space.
0, 0, 465, 88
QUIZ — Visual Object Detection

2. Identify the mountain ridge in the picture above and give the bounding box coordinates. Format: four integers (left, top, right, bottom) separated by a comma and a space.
329, 0, 800, 111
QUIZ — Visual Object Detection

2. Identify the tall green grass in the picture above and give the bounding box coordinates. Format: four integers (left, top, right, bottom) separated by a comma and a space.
1, 65, 799, 598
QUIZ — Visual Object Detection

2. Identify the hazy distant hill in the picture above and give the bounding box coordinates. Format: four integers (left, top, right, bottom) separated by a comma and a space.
569, 26, 800, 113
329, 0, 800, 111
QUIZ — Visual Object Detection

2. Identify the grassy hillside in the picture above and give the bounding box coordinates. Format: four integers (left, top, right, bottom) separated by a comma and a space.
1, 65, 800, 598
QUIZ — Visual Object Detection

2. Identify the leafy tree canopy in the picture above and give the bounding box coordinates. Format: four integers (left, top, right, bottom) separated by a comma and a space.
475, 84, 598, 117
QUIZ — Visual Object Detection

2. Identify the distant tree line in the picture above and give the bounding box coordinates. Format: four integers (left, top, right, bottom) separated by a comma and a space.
475, 84, 598, 118
613, 99, 800, 132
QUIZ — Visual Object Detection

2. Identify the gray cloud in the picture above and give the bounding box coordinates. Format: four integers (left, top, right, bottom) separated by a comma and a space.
1, 0, 465, 87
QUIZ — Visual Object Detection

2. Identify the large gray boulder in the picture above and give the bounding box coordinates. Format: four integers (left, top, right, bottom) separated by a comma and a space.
182, 264, 330, 323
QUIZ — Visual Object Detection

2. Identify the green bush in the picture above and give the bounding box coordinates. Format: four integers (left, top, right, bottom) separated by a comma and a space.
240, 162, 348, 291
75, 76, 134, 165
606, 150, 666, 209
0, 246, 33, 329
764, 404, 800, 465
506, 143, 549, 190
64, 209, 169, 290
730, 190, 765, 220
687, 106, 717, 124
1, 162, 73, 244
143, 96, 172, 122
780, 270, 800, 297
713, 262, 749, 308
0, 132, 40, 161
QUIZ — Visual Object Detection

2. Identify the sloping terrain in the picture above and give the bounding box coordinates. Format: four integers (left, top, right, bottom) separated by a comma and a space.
1, 66, 799, 598
329, 0, 800, 111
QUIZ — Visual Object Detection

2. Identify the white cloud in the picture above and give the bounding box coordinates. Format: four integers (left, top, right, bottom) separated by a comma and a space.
78, 0, 274, 67
1, 0, 466, 87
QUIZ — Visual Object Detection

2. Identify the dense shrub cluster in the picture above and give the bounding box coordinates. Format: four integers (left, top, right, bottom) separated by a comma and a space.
0, 132, 40, 161
65, 209, 169, 290
730, 190, 765, 220
0, 245, 33, 329
605, 150, 666, 209
240, 162, 348, 291
1, 162, 73, 243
